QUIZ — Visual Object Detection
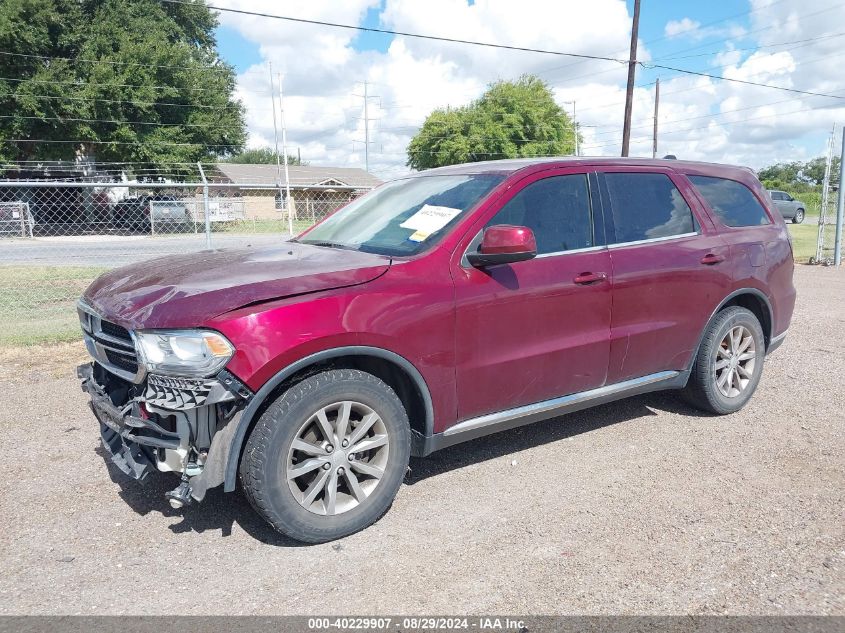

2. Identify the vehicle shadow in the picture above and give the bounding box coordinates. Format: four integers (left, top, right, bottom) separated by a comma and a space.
96, 444, 307, 546
405, 390, 708, 485
97, 390, 705, 546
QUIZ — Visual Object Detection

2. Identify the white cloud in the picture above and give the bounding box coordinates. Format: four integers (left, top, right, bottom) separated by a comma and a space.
664, 17, 747, 42
216, 0, 845, 179
665, 18, 700, 39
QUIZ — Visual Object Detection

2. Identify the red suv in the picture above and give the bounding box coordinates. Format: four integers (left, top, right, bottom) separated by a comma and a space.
78, 158, 795, 542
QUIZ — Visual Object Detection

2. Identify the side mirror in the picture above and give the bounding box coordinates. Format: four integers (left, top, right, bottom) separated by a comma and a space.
466, 224, 537, 268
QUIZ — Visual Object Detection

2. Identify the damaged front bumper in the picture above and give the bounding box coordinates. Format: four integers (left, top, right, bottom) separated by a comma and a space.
78, 362, 251, 505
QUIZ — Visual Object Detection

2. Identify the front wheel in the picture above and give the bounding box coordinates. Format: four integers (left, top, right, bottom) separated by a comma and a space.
240, 369, 410, 543
682, 306, 765, 415
792, 208, 805, 224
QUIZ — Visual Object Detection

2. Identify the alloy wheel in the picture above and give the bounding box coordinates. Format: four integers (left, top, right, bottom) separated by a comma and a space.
286, 400, 389, 515
714, 325, 757, 398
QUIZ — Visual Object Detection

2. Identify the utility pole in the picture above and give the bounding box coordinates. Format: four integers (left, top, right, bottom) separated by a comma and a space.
364, 81, 370, 173
268, 63, 283, 191
278, 73, 293, 237
354, 81, 379, 172
621, 0, 641, 157
563, 100, 578, 156
835, 126, 845, 266
652, 78, 660, 159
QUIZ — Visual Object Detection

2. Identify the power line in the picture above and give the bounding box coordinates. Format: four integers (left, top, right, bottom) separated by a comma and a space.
0, 138, 242, 147
2, 159, 216, 166
366, 0, 809, 106
1, 4, 840, 129
0, 91, 242, 109
646, 62, 845, 99
580, 102, 842, 150
377, 27, 845, 117
159, 0, 630, 65
558, 42, 845, 118
658, 30, 845, 62
0, 50, 235, 74
376, 78, 845, 142
0, 82, 364, 116
156, 0, 845, 101
371, 98, 838, 148
0, 114, 234, 129
585, 87, 845, 140
631, 2, 842, 66
533, 25, 845, 94
0, 75, 247, 94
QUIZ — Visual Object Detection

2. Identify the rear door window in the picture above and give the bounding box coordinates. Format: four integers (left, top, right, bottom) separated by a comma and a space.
689, 175, 771, 227
485, 174, 593, 255
603, 172, 696, 243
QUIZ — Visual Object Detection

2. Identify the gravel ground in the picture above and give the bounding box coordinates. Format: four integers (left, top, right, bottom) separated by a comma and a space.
0, 265, 842, 615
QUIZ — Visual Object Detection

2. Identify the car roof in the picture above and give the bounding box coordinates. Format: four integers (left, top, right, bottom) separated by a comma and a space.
408, 156, 757, 179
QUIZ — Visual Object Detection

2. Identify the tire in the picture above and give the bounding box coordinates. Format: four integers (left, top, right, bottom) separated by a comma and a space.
682, 306, 765, 415
792, 208, 805, 224
240, 369, 410, 543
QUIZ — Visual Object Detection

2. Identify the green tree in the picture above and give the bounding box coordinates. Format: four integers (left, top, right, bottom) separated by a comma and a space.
757, 161, 803, 186
225, 147, 307, 165
0, 0, 246, 173
758, 157, 841, 191
407, 75, 579, 170
802, 155, 841, 186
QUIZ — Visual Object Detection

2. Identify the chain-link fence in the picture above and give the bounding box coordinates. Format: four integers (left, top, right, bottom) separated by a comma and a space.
0, 179, 371, 346
812, 179, 841, 266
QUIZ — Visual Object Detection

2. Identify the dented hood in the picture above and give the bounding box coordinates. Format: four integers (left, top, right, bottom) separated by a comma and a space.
83, 243, 390, 329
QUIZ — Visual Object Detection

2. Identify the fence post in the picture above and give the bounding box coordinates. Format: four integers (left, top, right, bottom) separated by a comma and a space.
835, 128, 845, 266
149, 199, 156, 236
197, 162, 212, 249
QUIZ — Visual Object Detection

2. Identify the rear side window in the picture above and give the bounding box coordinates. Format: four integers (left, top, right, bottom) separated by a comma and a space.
485, 174, 593, 254
604, 172, 695, 243
690, 175, 771, 227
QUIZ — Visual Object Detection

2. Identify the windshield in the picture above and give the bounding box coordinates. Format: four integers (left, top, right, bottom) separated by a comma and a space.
297, 174, 504, 256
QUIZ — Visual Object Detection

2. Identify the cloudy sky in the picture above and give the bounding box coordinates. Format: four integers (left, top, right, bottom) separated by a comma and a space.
212, 0, 845, 179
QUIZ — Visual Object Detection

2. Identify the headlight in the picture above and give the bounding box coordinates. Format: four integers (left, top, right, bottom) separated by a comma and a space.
134, 329, 234, 377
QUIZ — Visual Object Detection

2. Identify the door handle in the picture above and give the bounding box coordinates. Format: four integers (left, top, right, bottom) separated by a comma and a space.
573, 271, 608, 285
700, 253, 725, 265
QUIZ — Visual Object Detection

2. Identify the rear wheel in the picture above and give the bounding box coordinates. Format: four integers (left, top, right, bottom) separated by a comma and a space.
682, 306, 765, 415
240, 369, 410, 543
792, 208, 805, 224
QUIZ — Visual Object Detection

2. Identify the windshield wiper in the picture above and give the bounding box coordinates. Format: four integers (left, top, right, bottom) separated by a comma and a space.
299, 240, 358, 251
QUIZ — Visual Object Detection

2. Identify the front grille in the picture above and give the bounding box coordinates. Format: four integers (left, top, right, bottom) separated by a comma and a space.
105, 348, 139, 374
100, 319, 132, 342
79, 301, 144, 382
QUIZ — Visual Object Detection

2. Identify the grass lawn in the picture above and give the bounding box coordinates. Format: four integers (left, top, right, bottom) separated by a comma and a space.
214, 218, 315, 235
787, 220, 819, 264
0, 265, 106, 346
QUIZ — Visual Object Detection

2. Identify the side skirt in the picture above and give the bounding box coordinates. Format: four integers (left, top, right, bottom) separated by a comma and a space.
413, 369, 689, 456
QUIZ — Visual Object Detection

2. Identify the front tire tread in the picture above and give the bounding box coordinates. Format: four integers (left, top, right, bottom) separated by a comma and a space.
240, 368, 409, 543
